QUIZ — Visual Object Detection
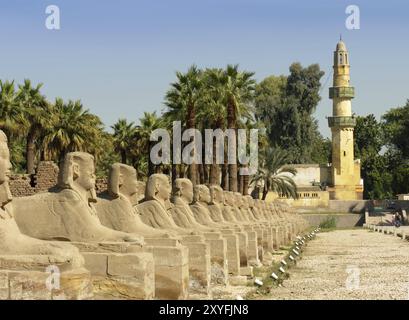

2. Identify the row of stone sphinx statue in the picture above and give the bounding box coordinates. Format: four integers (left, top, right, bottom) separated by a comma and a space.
0, 130, 308, 299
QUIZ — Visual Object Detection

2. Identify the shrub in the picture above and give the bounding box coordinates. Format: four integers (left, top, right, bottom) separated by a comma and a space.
319, 216, 337, 229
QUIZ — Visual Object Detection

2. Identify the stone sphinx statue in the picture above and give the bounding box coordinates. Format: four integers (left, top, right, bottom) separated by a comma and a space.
207, 185, 246, 228
0, 131, 84, 267
136, 174, 193, 235
96, 163, 172, 238
222, 191, 241, 222
190, 185, 230, 229
14, 152, 142, 244
171, 179, 217, 232
234, 192, 252, 222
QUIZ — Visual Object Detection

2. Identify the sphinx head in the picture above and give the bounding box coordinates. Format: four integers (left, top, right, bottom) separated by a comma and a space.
245, 195, 254, 209
209, 185, 224, 205
173, 178, 193, 204
0, 130, 12, 208
193, 184, 211, 204
135, 181, 146, 203
58, 152, 96, 201
108, 163, 140, 205
223, 191, 235, 206
145, 174, 171, 202
234, 192, 245, 208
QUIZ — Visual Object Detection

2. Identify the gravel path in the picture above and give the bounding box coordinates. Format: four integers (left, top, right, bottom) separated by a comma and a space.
267, 229, 409, 300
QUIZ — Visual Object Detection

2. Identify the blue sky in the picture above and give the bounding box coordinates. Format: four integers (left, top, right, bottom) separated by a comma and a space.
1, 0, 408, 137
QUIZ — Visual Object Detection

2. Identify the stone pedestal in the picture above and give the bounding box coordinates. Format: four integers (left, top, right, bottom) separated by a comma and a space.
0, 262, 93, 300
72, 241, 189, 300
82, 252, 154, 300
202, 233, 228, 285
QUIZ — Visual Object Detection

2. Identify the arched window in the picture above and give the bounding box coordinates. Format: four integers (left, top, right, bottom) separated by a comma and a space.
339, 53, 344, 64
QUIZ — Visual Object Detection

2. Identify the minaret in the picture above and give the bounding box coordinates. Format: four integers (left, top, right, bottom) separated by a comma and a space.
328, 39, 360, 200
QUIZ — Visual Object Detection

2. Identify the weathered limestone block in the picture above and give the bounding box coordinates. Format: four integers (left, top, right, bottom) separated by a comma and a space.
0, 134, 93, 300
202, 234, 228, 285
81, 252, 155, 300
143, 245, 189, 300
97, 166, 211, 297
0, 268, 93, 300
180, 237, 211, 296
74, 241, 189, 300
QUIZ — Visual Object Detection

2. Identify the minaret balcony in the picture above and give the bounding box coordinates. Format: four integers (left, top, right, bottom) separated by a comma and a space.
328, 116, 356, 128
329, 86, 355, 99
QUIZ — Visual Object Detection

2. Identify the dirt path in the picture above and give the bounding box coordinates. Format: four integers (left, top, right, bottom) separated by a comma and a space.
265, 229, 409, 300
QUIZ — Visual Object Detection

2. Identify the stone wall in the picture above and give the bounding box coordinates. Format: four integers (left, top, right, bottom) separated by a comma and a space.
9, 161, 59, 197
34, 161, 59, 193
9, 161, 110, 197
8, 174, 35, 197
96, 178, 108, 195
302, 213, 364, 228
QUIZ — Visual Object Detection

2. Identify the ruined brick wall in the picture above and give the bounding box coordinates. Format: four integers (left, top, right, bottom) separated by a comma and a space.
34, 161, 59, 193
9, 174, 35, 197
9, 161, 59, 197
96, 178, 108, 195
9, 161, 109, 197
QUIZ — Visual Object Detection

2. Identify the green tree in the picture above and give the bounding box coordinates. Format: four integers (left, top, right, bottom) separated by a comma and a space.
251, 147, 298, 200
111, 118, 136, 164
0, 80, 21, 136
382, 100, 409, 157
255, 63, 324, 163
220, 65, 255, 192
196, 68, 227, 185
164, 65, 202, 185
132, 112, 162, 176
43, 98, 104, 162
16, 79, 51, 174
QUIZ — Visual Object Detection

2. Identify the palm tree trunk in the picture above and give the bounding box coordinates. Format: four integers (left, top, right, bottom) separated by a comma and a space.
198, 163, 204, 184
148, 141, 155, 176
186, 102, 197, 186
209, 145, 219, 185
251, 186, 260, 199
238, 170, 243, 195
221, 146, 229, 190
26, 131, 36, 174
172, 163, 178, 184
227, 97, 237, 192
210, 118, 223, 186
120, 149, 127, 164
243, 172, 249, 195
262, 181, 269, 200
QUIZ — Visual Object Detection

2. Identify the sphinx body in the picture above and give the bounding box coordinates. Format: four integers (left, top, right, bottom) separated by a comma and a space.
13, 152, 143, 244
96, 164, 173, 238
0, 131, 85, 268
135, 174, 207, 237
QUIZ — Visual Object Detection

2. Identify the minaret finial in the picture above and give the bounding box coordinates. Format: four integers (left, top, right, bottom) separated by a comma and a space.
340, 34, 342, 41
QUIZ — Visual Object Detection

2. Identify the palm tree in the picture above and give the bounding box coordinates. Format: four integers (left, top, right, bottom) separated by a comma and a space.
111, 118, 136, 164
220, 65, 256, 192
16, 79, 51, 174
196, 68, 227, 185
251, 147, 298, 200
132, 112, 162, 176
164, 65, 202, 185
43, 98, 104, 162
0, 80, 22, 136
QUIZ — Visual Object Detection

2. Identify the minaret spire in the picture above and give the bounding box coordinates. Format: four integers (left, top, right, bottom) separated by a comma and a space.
328, 38, 361, 200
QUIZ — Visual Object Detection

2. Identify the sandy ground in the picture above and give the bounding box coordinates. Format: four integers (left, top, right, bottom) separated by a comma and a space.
263, 229, 409, 300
